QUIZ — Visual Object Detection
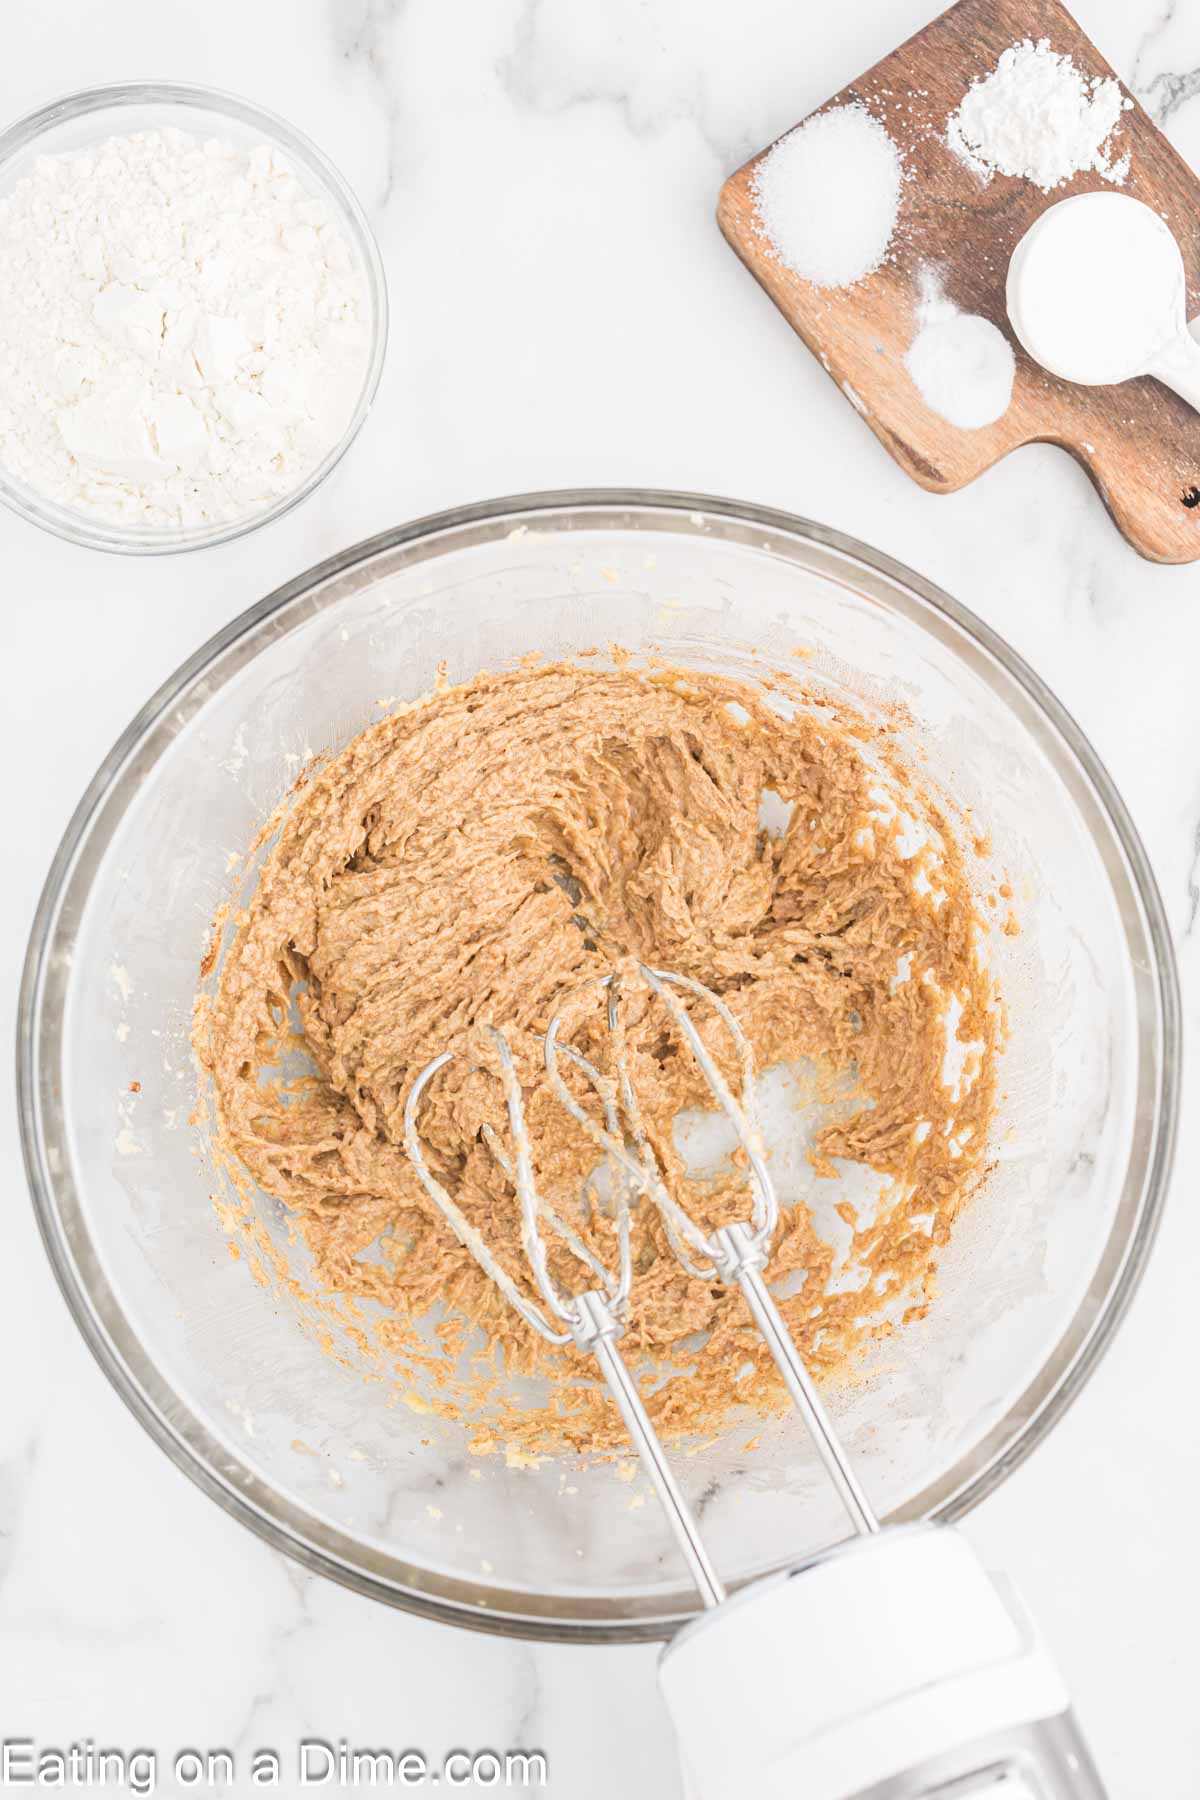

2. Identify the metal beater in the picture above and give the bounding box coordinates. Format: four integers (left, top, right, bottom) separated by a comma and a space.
403, 963, 1106, 1800
405, 1003, 727, 1607
404, 962, 875, 1604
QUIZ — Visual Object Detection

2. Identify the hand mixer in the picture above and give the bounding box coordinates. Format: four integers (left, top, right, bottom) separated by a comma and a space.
404, 965, 1107, 1800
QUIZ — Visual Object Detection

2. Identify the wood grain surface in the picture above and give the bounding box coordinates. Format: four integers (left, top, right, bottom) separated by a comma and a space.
718, 0, 1200, 563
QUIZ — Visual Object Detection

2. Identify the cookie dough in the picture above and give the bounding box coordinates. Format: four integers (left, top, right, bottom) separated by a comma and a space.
200, 659, 998, 1451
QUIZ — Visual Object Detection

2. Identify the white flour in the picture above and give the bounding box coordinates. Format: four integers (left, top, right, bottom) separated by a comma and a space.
947, 39, 1131, 192
752, 104, 903, 289
0, 129, 370, 529
905, 268, 1015, 430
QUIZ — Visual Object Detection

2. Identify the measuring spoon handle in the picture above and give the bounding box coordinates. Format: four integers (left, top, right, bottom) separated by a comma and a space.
1146, 324, 1200, 415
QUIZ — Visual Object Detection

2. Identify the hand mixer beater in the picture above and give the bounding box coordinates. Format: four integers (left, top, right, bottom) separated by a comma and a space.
404, 964, 1107, 1800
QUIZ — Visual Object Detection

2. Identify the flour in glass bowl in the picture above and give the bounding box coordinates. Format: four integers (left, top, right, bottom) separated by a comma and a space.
0, 128, 371, 529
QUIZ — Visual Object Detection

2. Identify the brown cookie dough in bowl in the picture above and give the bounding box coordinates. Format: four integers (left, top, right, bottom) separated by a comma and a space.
21, 494, 1177, 1637
198, 657, 1000, 1457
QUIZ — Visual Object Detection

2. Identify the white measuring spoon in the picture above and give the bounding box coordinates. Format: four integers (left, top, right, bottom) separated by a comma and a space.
1006, 190, 1200, 412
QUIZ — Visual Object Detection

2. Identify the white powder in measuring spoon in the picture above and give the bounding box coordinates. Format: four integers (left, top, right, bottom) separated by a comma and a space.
905, 268, 1015, 430
0, 128, 371, 530
947, 38, 1132, 192
752, 104, 903, 289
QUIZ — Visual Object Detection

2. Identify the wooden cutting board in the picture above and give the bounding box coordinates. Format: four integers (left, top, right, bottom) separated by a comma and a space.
718, 0, 1200, 563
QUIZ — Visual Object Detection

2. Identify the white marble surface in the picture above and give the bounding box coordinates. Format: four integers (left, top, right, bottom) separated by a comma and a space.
1, 2, 1198, 1795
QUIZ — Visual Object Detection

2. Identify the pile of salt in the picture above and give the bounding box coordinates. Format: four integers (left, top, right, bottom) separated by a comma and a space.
751, 104, 903, 290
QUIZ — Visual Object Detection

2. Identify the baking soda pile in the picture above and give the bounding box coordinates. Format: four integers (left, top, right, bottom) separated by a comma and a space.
947, 38, 1132, 192
0, 129, 371, 530
904, 268, 1014, 430
752, 103, 903, 289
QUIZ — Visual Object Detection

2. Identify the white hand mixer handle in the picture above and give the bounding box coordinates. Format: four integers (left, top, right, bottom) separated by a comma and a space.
658, 1524, 1106, 1800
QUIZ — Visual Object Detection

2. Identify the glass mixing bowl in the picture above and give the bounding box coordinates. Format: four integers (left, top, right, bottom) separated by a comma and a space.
18, 492, 1179, 1640
0, 83, 388, 554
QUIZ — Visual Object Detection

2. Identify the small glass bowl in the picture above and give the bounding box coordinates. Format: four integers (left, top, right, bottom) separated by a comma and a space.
0, 82, 388, 555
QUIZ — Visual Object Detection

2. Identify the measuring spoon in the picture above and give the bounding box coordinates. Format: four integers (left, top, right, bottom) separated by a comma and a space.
1006, 189, 1200, 413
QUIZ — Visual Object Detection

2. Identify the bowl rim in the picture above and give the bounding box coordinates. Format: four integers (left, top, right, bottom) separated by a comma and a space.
0, 79, 389, 556
16, 488, 1182, 1641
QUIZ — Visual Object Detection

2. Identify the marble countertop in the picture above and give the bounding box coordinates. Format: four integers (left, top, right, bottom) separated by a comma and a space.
1, 2, 1197, 1795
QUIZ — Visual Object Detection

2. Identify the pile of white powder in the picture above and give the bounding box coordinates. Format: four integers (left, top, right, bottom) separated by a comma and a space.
905, 268, 1015, 430
947, 38, 1132, 192
0, 128, 371, 531
752, 104, 903, 289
